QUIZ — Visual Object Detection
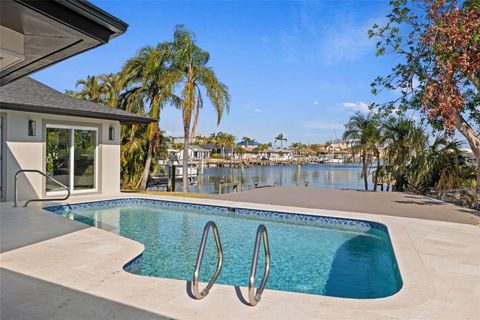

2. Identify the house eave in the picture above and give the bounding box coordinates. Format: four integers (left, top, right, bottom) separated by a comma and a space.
0, 102, 155, 124
0, 0, 129, 86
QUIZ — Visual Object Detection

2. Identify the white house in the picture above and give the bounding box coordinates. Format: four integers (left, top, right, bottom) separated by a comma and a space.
0, 2, 155, 203
0, 78, 153, 202
167, 145, 211, 162
266, 148, 294, 161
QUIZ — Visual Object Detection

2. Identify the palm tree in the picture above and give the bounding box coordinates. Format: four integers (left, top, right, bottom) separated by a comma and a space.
408, 136, 475, 195
235, 146, 245, 159
74, 75, 106, 103
241, 137, 253, 144
253, 143, 269, 156
193, 134, 209, 146
343, 112, 379, 191
275, 133, 287, 149
291, 142, 307, 161
382, 117, 427, 191
102, 73, 125, 107
214, 132, 236, 158
122, 43, 178, 191
169, 25, 230, 192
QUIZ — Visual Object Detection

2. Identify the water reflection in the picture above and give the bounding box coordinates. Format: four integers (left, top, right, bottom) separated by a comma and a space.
176, 164, 364, 194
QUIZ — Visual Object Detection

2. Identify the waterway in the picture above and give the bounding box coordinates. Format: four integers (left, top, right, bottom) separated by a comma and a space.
173, 163, 365, 194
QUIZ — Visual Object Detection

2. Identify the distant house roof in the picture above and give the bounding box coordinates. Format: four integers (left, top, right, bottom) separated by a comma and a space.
0, 77, 154, 124
237, 140, 260, 146
189, 145, 210, 152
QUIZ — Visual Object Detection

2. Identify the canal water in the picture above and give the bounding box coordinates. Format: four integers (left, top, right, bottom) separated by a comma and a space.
174, 164, 365, 194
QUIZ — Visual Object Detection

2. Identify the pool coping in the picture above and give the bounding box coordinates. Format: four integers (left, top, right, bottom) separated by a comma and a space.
2, 193, 478, 319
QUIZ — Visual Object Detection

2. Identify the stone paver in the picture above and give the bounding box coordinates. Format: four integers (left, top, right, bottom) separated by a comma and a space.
1, 194, 479, 319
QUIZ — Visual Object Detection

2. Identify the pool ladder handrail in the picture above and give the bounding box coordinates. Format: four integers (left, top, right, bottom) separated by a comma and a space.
248, 224, 271, 306
13, 169, 71, 207
192, 221, 223, 299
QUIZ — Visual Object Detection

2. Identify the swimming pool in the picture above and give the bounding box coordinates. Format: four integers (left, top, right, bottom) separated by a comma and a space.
45, 198, 402, 299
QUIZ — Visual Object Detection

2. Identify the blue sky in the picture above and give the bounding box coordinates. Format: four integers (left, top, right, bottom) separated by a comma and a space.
32, 0, 402, 145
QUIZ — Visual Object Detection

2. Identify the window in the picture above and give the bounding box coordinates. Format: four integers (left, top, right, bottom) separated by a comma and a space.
46, 125, 97, 193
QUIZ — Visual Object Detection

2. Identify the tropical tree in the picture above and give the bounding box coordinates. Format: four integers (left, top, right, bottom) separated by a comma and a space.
343, 112, 380, 191
382, 117, 428, 191
235, 146, 245, 159
193, 134, 210, 147
275, 133, 287, 149
74, 75, 106, 103
252, 143, 270, 158
122, 43, 177, 190
102, 73, 125, 107
169, 25, 230, 192
408, 136, 476, 195
241, 137, 253, 144
213, 132, 236, 158
290, 142, 307, 160
369, 0, 480, 194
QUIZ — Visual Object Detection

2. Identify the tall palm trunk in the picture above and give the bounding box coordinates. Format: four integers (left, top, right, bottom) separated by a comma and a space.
190, 104, 200, 139
182, 124, 190, 192
182, 65, 195, 193
373, 150, 380, 191
138, 139, 153, 191
362, 150, 369, 191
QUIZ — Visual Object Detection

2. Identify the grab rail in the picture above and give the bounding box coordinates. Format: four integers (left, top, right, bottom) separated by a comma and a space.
248, 224, 271, 306
14, 170, 71, 207
192, 221, 223, 299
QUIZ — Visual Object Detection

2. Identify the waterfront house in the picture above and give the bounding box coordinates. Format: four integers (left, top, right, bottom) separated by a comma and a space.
266, 148, 294, 161
167, 145, 211, 162
0, 0, 154, 203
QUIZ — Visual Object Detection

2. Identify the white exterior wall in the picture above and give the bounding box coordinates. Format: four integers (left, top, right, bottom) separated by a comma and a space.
1, 110, 121, 201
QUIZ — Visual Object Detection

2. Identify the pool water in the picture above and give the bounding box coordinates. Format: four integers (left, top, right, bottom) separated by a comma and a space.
46, 199, 402, 299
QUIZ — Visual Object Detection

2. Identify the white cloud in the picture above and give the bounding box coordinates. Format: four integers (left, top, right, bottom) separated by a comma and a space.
276, 4, 383, 64
342, 102, 370, 113
313, 101, 319, 105
302, 121, 344, 130
243, 102, 265, 113
322, 20, 379, 65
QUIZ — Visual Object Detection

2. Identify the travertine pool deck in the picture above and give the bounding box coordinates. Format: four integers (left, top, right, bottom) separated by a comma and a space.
1, 193, 479, 320
216, 187, 480, 225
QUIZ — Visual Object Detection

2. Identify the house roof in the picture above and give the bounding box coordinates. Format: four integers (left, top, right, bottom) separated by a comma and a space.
189, 145, 210, 152
237, 140, 260, 146
1, 0, 128, 85
0, 77, 154, 124
267, 148, 292, 153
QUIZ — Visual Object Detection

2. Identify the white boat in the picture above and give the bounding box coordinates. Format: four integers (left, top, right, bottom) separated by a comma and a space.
324, 158, 344, 164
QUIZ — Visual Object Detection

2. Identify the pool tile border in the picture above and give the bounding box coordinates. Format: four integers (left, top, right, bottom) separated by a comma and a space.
44, 197, 388, 233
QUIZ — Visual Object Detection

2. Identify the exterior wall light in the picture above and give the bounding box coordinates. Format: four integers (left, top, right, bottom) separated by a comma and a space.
28, 120, 36, 136
109, 126, 115, 141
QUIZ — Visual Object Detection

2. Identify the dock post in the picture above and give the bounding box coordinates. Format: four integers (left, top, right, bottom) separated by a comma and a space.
219, 179, 224, 195
171, 165, 176, 192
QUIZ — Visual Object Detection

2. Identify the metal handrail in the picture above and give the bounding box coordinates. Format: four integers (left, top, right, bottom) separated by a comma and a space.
14, 170, 71, 207
192, 221, 223, 299
248, 224, 271, 306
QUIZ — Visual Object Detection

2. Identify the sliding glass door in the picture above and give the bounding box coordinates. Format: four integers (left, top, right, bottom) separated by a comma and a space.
74, 130, 96, 190
46, 125, 97, 193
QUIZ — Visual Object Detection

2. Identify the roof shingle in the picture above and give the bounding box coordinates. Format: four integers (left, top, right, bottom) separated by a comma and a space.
0, 77, 154, 124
